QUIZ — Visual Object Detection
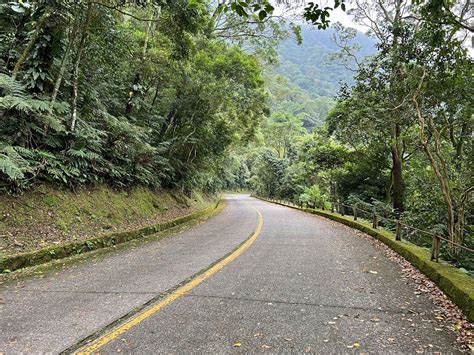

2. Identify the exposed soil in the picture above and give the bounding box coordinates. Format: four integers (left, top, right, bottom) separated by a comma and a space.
0, 185, 215, 257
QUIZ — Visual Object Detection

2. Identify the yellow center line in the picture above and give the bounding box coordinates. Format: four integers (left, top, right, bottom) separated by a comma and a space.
75, 202, 263, 354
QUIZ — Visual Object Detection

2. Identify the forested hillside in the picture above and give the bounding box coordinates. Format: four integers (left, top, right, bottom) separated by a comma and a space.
0, 0, 273, 194
266, 26, 375, 129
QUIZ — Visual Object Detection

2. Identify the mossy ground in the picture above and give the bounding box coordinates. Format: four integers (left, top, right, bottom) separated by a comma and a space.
0, 185, 214, 258
0, 200, 225, 286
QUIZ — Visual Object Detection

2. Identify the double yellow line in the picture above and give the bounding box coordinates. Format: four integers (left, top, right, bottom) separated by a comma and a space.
76, 202, 263, 354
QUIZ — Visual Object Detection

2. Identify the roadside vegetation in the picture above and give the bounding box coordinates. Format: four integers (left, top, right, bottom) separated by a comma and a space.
0, 185, 213, 257
0, 0, 472, 269
0, 0, 286, 194
222, 1, 473, 270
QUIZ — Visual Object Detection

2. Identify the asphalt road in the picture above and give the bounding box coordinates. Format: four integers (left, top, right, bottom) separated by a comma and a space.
0, 194, 461, 353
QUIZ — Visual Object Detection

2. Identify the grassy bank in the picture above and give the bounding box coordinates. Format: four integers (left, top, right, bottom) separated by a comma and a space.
0, 185, 215, 259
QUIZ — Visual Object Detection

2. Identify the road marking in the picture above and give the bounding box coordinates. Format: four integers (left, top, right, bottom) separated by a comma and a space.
75, 202, 263, 354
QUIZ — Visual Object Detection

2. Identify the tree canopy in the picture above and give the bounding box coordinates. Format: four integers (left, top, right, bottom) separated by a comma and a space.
0, 0, 272, 193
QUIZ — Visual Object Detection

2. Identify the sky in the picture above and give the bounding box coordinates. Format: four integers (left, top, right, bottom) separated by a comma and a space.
275, 1, 473, 56
274, 1, 370, 33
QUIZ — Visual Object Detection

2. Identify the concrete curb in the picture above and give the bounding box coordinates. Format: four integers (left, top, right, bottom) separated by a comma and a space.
255, 195, 474, 322
0, 199, 222, 274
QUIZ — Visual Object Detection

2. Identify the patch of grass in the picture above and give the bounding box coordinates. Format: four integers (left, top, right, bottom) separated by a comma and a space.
56, 219, 68, 232
0, 199, 222, 275
0, 200, 225, 287
42, 194, 59, 207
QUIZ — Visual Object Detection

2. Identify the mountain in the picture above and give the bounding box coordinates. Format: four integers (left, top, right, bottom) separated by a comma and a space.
266, 25, 376, 130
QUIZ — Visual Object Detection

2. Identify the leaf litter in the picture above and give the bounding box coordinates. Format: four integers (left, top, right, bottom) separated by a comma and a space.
338, 224, 474, 352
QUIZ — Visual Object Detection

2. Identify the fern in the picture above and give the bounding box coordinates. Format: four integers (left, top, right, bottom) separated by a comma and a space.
0, 144, 33, 181
0, 154, 25, 180
38, 113, 65, 132
66, 149, 101, 161
0, 74, 25, 97
0, 95, 53, 113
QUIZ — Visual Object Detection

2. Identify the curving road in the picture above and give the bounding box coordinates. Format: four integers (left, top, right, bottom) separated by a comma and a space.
0, 195, 461, 353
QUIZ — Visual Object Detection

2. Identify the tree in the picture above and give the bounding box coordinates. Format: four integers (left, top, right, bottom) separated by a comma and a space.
0, 0, 269, 192
406, 19, 473, 254
263, 112, 305, 158
328, 0, 472, 256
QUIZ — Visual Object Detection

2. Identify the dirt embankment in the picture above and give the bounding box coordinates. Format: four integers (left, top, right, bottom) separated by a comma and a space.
0, 185, 215, 258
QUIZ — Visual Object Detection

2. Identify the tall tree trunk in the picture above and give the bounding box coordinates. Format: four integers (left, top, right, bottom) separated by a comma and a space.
391, 123, 404, 215
52, 48, 70, 103
12, 12, 49, 79
414, 97, 469, 254
70, 3, 92, 132
389, 0, 405, 216
51, 22, 77, 103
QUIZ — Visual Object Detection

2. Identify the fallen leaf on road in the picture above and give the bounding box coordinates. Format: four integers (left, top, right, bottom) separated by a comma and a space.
353, 342, 361, 348
349, 227, 473, 351
233, 342, 241, 347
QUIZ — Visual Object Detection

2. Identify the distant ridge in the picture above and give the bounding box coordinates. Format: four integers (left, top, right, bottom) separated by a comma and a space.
266, 25, 376, 130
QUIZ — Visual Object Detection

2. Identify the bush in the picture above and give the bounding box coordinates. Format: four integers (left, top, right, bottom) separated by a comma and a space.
299, 185, 328, 209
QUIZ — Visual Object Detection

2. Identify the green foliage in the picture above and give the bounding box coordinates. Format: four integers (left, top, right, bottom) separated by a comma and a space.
265, 26, 375, 131
0, 0, 268, 193
325, 3, 473, 267
208, 0, 346, 30
299, 185, 328, 208
236, 1, 472, 270
0, 144, 32, 183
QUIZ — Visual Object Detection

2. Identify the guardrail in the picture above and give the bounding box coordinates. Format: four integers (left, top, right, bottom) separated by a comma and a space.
263, 197, 473, 263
